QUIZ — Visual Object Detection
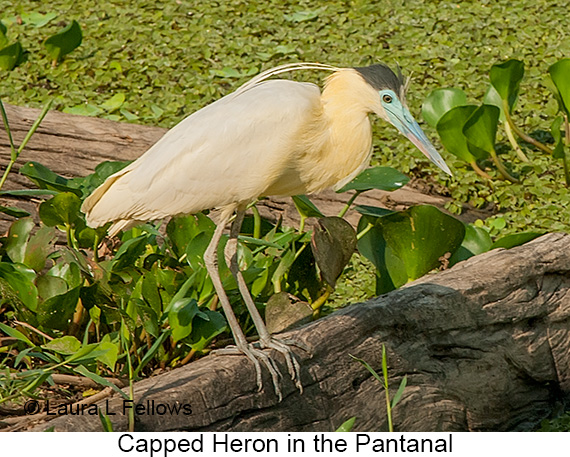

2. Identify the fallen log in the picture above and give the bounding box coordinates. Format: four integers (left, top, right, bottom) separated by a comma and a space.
27, 232, 570, 432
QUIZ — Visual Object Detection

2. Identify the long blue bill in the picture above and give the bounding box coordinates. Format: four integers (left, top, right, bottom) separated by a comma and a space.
390, 108, 453, 176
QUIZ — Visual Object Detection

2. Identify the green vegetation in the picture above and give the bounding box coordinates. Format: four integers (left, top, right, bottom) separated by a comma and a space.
1, 0, 569, 430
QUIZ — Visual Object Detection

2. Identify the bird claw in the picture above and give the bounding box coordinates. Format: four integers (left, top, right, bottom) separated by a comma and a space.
259, 337, 304, 394
212, 343, 283, 401
212, 337, 308, 400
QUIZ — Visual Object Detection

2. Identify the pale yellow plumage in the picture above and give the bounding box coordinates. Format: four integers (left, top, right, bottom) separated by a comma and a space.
82, 67, 382, 235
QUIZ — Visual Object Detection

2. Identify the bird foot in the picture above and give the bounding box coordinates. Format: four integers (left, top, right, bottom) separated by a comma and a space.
212, 338, 308, 400
259, 337, 305, 394
212, 343, 283, 401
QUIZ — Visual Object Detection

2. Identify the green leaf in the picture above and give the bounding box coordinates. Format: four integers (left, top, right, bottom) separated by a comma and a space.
284, 8, 324, 22
422, 88, 468, 128
187, 309, 228, 351
185, 231, 213, 270
43, 335, 81, 354
100, 93, 126, 112
354, 205, 394, 219
70, 160, 132, 197
489, 59, 524, 112
0, 262, 38, 311
436, 105, 483, 162
549, 59, 570, 116
5, 217, 35, 264
311, 217, 356, 287
356, 216, 402, 294
391, 375, 407, 408
37, 287, 81, 330
349, 353, 384, 385
20, 12, 57, 27
20, 161, 82, 195
44, 20, 82, 62
492, 232, 543, 250
75, 364, 128, 399
335, 417, 356, 432
166, 214, 204, 258
0, 322, 34, 346
0, 41, 23, 71
449, 224, 492, 266
168, 298, 202, 342
379, 206, 465, 281
0, 189, 59, 197
36, 274, 68, 300
0, 205, 30, 218
112, 234, 149, 271
336, 167, 409, 193
25, 225, 56, 272
483, 85, 507, 122
292, 195, 324, 219
39, 192, 83, 227
95, 341, 119, 371
463, 105, 500, 155
63, 104, 103, 117
265, 292, 312, 334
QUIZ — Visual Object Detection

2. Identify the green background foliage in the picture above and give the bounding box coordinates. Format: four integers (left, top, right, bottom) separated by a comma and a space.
2, 0, 570, 239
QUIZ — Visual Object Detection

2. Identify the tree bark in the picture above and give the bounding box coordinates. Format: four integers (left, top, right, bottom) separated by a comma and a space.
26, 232, 570, 432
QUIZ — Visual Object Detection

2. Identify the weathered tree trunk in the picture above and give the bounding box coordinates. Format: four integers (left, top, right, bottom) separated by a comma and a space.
28, 232, 570, 432
0, 104, 489, 234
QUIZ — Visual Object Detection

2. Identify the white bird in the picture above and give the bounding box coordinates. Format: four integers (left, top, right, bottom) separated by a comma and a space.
82, 62, 451, 400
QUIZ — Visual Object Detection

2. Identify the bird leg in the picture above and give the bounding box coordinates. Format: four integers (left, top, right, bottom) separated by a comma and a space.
224, 209, 305, 394
204, 212, 281, 399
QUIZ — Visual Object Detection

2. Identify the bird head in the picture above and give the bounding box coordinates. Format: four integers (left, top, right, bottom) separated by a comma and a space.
354, 64, 452, 176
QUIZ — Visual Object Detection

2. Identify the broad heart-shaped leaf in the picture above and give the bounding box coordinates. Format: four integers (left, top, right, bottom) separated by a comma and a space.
69, 160, 131, 198
265, 292, 313, 334
549, 59, 570, 116
39, 192, 83, 227
463, 105, 500, 155
551, 116, 565, 159
449, 224, 493, 267
336, 166, 409, 193
379, 205, 465, 282
37, 287, 80, 330
0, 262, 38, 311
490, 59, 524, 112
356, 215, 406, 294
43, 335, 82, 354
436, 105, 486, 162
311, 217, 356, 287
25, 225, 56, 272
111, 234, 149, 271
492, 232, 543, 250
43, 20, 82, 62
20, 162, 82, 196
292, 195, 324, 219
168, 297, 204, 342
186, 308, 228, 352
422, 88, 468, 128
5, 217, 35, 264
0, 41, 23, 71
483, 85, 507, 122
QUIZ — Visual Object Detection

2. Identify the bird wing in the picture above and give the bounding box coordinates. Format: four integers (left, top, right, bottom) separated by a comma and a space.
82, 80, 323, 228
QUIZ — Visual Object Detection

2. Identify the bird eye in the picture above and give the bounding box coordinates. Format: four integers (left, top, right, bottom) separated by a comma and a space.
382, 94, 393, 104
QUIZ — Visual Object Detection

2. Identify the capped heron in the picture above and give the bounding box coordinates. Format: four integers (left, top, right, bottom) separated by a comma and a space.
82, 62, 451, 400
